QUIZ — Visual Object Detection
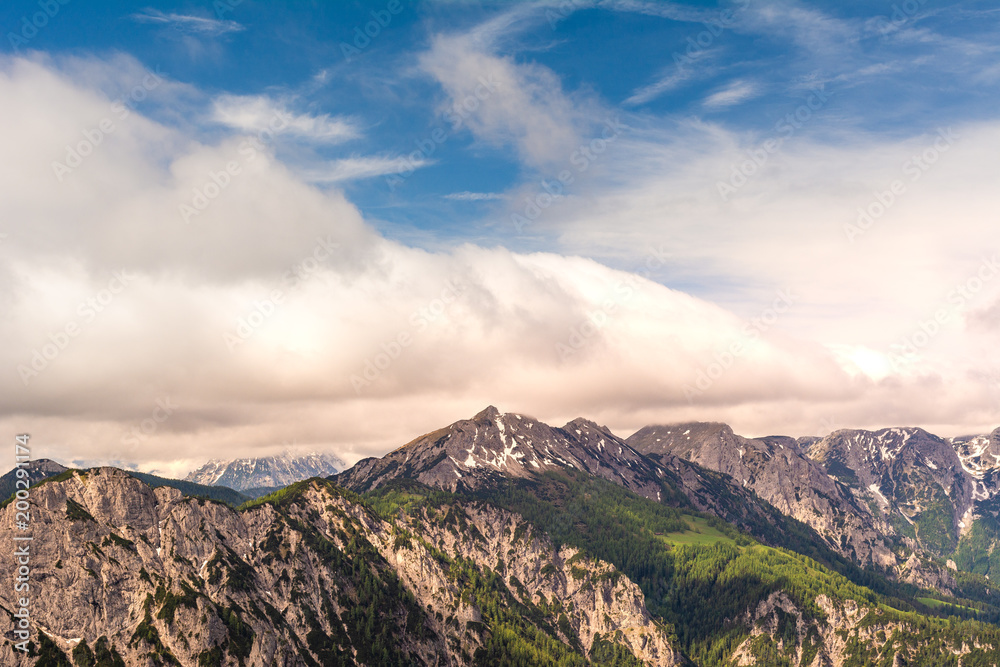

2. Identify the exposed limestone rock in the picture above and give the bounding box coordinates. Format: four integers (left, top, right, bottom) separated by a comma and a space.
0, 467, 681, 666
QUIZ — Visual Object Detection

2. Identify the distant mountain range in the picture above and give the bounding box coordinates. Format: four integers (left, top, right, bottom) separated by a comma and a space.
0, 459, 251, 507
184, 451, 346, 495
3, 408, 1000, 666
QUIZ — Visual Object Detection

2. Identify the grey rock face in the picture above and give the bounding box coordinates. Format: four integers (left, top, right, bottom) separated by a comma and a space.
0, 467, 679, 666
810, 428, 984, 556
626, 422, 897, 569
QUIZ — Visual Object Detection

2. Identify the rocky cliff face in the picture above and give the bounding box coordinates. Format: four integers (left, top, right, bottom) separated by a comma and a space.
0, 467, 679, 666
388, 501, 681, 666
809, 428, 992, 557
624, 421, 1000, 585
729, 592, 996, 666
626, 423, 898, 570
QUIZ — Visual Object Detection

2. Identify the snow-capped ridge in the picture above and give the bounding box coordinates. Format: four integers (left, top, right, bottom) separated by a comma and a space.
184, 451, 346, 491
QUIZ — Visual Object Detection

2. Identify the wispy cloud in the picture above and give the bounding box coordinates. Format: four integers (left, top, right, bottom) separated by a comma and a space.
419, 33, 587, 169
444, 191, 506, 201
703, 79, 758, 108
598, 0, 715, 23
212, 95, 358, 144
301, 156, 431, 184
742, 2, 859, 59
625, 66, 698, 106
131, 8, 244, 36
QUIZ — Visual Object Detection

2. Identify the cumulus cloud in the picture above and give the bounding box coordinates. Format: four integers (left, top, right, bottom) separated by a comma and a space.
2, 50, 998, 480
418, 32, 588, 169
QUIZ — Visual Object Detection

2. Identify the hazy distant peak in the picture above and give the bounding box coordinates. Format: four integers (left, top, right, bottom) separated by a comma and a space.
184, 452, 346, 491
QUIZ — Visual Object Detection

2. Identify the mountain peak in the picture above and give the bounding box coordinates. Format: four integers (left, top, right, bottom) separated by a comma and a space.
185, 452, 344, 491
473, 405, 501, 421
336, 406, 671, 497
563, 417, 618, 438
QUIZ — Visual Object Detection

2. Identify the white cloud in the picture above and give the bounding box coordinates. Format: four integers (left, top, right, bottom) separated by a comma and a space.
2, 51, 999, 478
212, 94, 358, 144
598, 0, 714, 23
741, 2, 859, 59
624, 67, 696, 106
300, 156, 430, 183
130, 9, 244, 36
419, 32, 587, 169
703, 79, 758, 108
444, 191, 506, 201
510, 114, 1000, 405
0, 53, 886, 471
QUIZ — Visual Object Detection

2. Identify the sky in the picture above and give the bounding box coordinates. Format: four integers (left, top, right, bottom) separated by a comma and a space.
1, 0, 999, 477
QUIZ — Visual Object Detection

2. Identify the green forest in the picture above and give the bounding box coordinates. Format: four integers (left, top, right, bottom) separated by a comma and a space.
366, 471, 1000, 666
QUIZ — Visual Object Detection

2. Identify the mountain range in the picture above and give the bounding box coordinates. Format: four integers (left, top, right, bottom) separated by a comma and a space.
2, 407, 1000, 666
184, 452, 346, 497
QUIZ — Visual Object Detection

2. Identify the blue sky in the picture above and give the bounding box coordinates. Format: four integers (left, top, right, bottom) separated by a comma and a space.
9, 0, 998, 258
2, 1, 999, 473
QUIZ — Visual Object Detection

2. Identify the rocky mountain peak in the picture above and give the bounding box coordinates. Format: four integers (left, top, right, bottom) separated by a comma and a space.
811, 427, 961, 475
990, 426, 1000, 458
336, 407, 679, 501
626, 422, 748, 468
563, 417, 611, 433
951, 427, 1000, 478
0, 458, 69, 503
472, 404, 502, 422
